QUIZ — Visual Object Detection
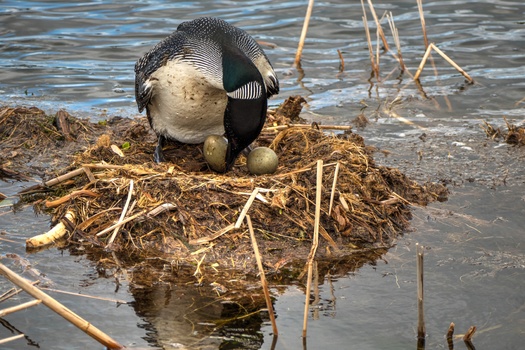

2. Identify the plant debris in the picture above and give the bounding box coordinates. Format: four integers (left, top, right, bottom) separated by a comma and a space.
482, 117, 525, 146
2, 97, 448, 284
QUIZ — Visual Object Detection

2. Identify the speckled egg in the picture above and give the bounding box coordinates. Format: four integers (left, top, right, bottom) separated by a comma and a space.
203, 135, 228, 172
247, 147, 278, 175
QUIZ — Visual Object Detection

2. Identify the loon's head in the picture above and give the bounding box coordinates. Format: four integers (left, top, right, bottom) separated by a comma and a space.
223, 92, 267, 171
221, 46, 268, 172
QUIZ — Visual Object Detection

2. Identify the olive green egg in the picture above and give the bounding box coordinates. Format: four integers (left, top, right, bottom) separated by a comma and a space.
247, 147, 278, 175
203, 135, 228, 172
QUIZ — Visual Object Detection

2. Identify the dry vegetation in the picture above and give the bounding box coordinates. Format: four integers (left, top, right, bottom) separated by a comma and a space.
482, 118, 525, 146
1, 98, 448, 282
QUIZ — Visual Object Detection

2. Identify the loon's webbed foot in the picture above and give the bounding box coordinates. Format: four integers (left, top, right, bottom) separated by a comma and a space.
241, 144, 253, 157
154, 135, 167, 163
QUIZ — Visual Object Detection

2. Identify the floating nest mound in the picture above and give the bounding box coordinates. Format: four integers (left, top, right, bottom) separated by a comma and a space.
3, 99, 447, 277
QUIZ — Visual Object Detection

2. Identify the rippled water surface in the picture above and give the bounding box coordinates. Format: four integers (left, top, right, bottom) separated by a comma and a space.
1, 1, 524, 349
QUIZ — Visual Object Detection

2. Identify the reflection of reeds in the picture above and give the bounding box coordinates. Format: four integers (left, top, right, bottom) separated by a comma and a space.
416, 243, 426, 343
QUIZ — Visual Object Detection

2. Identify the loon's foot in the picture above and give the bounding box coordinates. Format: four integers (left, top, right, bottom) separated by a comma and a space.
241, 144, 253, 157
154, 135, 167, 163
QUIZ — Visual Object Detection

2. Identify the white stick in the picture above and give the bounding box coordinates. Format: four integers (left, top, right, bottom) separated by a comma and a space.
107, 180, 134, 246
235, 187, 260, 229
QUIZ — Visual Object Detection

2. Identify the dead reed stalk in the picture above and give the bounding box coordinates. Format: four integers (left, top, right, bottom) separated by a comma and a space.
362, 15, 379, 78
414, 43, 474, 83
0, 262, 124, 350
430, 43, 474, 82
0, 299, 42, 317
247, 215, 278, 336
302, 160, 323, 338
107, 179, 134, 247
366, 0, 389, 51
294, 0, 315, 67
0, 334, 25, 346
417, 0, 429, 48
386, 12, 408, 73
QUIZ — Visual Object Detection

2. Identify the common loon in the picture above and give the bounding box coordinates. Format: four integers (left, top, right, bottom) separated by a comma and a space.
134, 17, 279, 171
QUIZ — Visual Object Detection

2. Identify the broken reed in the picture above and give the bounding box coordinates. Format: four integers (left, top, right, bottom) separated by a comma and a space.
0, 262, 124, 350
362, 0, 474, 84
294, 0, 315, 67
247, 215, 278, 337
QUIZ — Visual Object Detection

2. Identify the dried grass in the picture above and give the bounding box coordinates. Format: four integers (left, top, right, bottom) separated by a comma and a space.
2, 99, 448, 273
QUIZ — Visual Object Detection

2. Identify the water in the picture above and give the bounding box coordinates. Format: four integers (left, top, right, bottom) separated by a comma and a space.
1, 0, 524, 349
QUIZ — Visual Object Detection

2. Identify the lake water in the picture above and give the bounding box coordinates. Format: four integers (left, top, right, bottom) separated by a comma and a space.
1, 0, 524, 349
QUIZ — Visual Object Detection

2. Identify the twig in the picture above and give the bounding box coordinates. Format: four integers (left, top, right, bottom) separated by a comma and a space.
44, 168, 85, 187
188, 223, 235, 245
430, 43, 474, 83
328, 162, 340, 216
386, 12, 408, 73
0, 299, 42, 317
107, 180, 134, 247
246, 215, 278, 336
0, 334, 25, 345
264, 123, 352, 132
40, 288, 128, 305
0, 262, 124, 350
417, 0, 429, 48
147, 203, 177, 217
45, 189, 99, 208
414, 43, 474, 83
235, 187, 260, 228
274, 161, 338, 178
82, 166, 96, 182
367, 0, 389, 51
193, 254, 206, 277
302, 160, 323, 338
92, 203, 175, 237
413, 44, 433, 81
362, 14, 378, 78
95, 209, 147, 237
294, 0, 315, 67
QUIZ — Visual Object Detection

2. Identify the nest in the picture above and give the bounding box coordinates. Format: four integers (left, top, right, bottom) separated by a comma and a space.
5, 98, 447, 273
